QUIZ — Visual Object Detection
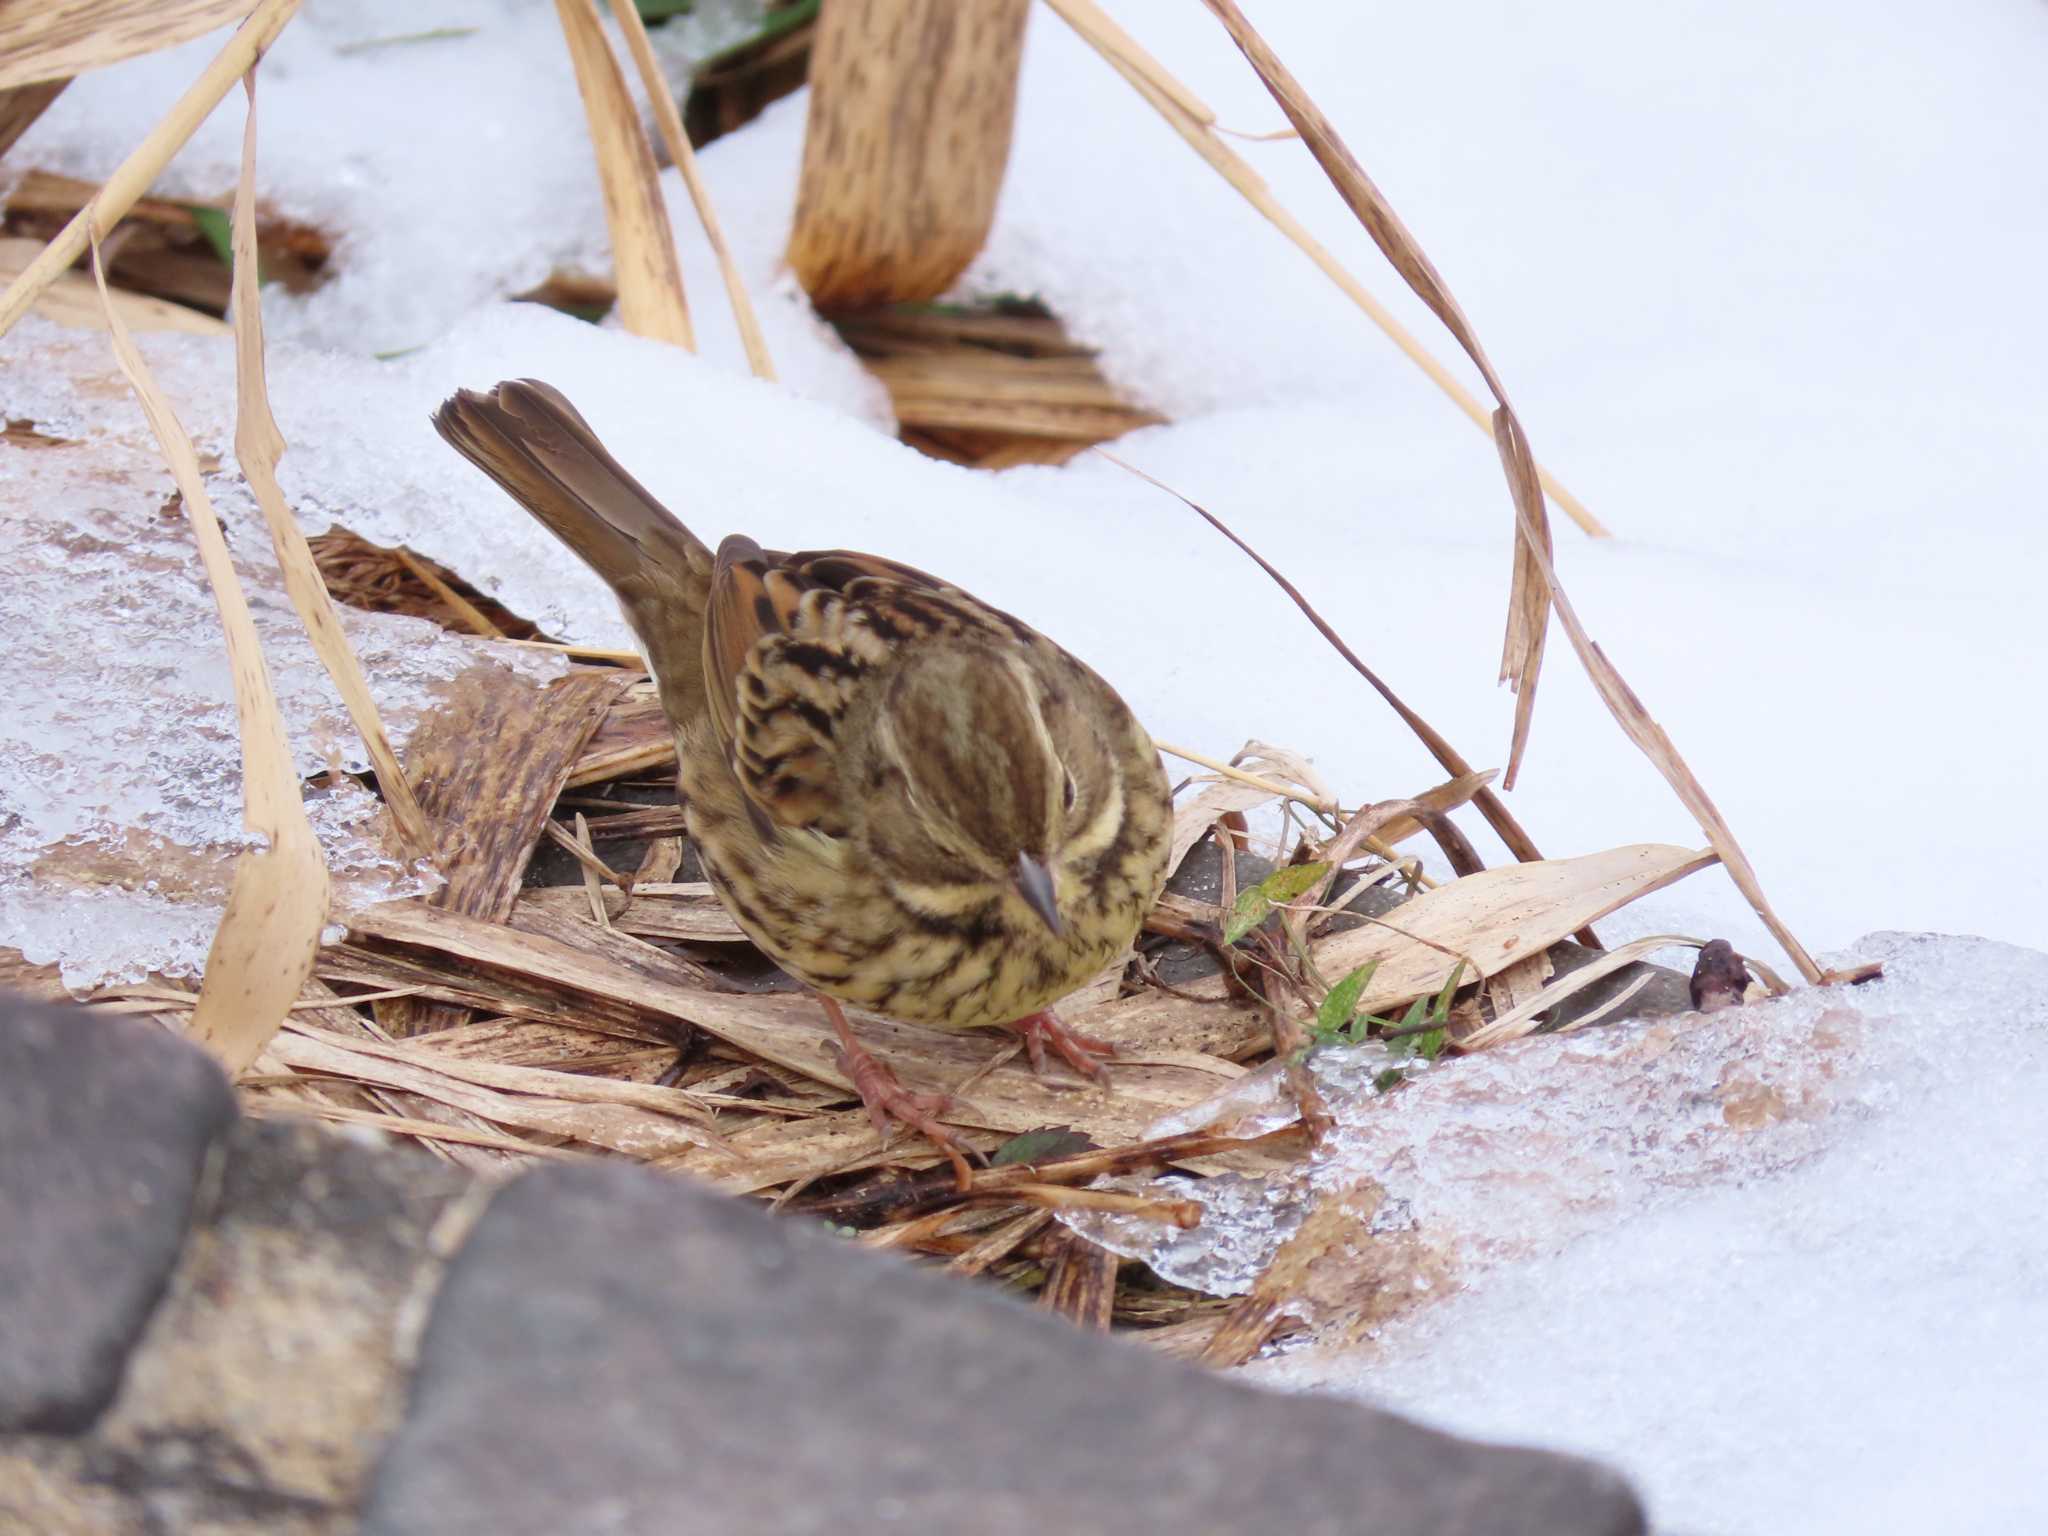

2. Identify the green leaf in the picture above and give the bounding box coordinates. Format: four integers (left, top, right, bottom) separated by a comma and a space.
1374, 1068, 1407, 1094
1260, 861, 1330, 904
1312, 962, 1376, 1044
1432, 959, 1468, 1016
1412, 1027, 1447, 1061
1222, 860, 1329, 944
990, 1127, 1094, 1167
186, 205, 234, 270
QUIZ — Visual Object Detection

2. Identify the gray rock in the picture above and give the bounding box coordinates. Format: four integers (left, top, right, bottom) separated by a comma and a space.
5, 1117, 473, 1535
366, 1162, 1644, 1536
0, 993, 235, 1434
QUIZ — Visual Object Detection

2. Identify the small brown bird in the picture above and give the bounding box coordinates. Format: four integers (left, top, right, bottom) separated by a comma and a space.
434, 380, 1173, 1179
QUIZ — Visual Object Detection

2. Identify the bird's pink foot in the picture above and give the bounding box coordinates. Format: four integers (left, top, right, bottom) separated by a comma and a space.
1003, 1010, 1118, 1080
818, 995, 976, 1188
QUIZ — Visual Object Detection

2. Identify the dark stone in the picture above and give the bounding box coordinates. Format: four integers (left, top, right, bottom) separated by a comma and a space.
366, 1162, 1644, 1535
0, 992, 236, 1434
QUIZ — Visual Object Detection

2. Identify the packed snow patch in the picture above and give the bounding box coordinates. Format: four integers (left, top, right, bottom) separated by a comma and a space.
1243, 932, 2048, 1535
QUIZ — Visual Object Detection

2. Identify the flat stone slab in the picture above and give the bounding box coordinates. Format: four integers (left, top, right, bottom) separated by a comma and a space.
0, 993, 235, 1434
366, 1161, 1644, 1535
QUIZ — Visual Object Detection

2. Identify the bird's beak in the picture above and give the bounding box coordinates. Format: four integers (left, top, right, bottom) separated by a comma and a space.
1012, 852, 1063, 937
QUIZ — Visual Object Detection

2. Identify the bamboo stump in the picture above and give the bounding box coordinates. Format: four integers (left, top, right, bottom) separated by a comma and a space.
788, 0, 1031, 308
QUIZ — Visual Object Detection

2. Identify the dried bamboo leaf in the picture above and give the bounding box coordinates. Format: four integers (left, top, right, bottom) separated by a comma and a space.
0, 0, 259, 90
517, 883, 750, 944
0, 0, 298, 338
269, 1026, 718, 1160
553, 0, 692, 348
225, 76, 432, 858
91, 235, 327, 1077
0, 236, 227, 333
348, 899, 1246, 1147
605, 0, 771, 379
1307, 843, 1718, 1015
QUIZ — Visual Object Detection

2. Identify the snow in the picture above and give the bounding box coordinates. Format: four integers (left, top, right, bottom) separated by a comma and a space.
1247, 932, 2048, 1535
8, 1, 886, 423
5, 0, 2046, 1528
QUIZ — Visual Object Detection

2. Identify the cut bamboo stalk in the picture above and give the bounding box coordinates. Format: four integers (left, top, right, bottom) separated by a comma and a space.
554, 0, 694, 349
789, 0, 1032, 307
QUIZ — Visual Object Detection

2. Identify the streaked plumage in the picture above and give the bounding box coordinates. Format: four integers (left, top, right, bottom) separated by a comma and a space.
433, 380, 1173, 1049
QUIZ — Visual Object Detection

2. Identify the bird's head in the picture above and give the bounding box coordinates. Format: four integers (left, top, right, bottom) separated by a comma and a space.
852, 642, 1131, 939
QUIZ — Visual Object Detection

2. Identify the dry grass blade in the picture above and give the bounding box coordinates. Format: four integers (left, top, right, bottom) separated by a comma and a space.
226, 75, 431, 858
1102, 451, 1561, 874
1193, 0, 1554, 785
0, 0, 259, 90
0, 0, 299, 338
1043, 0, 1604, 540
553, 0, 692, 348
90, 236, 327, 1077
605, 0, 772, 380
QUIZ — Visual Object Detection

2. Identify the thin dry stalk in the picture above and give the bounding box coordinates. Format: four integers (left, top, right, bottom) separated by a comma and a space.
945, 1208, 1052, 1277
1043, 0, 1605, 543
554, 0, 693, 348
1102, 451, 1563, 879
390, 547, 503, 638
226, 75, 432, 858
604, 0, 774, 380
0, 0, 300, 338
1193, 0, 1556, 786
91, 233, 328, 1077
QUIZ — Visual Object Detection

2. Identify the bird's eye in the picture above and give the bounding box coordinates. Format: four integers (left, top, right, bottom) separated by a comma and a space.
1061, 770, 1078, 812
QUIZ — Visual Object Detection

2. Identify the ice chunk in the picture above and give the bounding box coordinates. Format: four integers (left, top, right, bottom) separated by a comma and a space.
0, 319, 564, 988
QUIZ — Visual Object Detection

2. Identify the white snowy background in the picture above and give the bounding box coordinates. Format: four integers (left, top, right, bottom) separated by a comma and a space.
5, 2, 2045, 1530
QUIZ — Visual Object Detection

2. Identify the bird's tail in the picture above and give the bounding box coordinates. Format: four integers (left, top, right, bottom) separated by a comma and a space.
433, 378, 715, 720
